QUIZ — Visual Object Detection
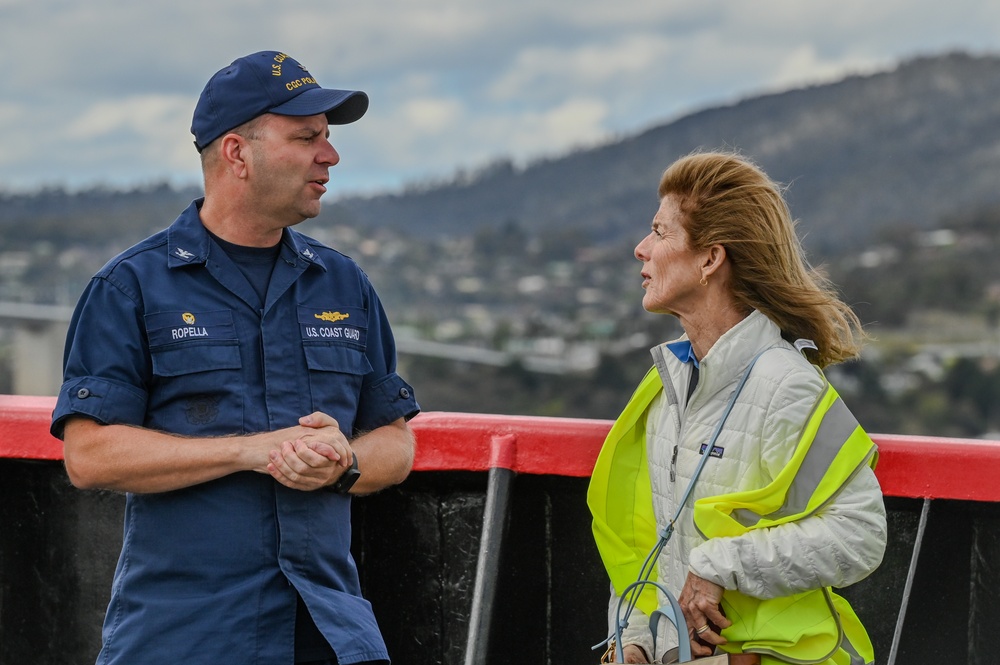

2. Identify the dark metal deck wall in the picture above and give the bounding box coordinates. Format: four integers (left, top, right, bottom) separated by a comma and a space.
354, 478, 996, 665
3, 459, 1000, 665
353, 473, 609, 665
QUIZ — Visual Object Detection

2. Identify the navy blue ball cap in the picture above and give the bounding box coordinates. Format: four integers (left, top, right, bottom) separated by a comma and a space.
191, 50, 369, 152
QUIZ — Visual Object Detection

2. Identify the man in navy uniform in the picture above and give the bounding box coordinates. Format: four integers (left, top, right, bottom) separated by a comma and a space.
51, 50, 419, 665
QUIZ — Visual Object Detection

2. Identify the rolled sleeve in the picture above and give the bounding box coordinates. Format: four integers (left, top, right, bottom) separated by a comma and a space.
355, 372, 419, 432
51, 376, 148, 438
50, 273, 151, 438
353, 280, 420, 433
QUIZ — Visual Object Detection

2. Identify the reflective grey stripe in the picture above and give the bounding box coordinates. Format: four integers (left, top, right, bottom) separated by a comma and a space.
840, 630, 868, 665
651, 344, 682, 409
731, 392, 862, 528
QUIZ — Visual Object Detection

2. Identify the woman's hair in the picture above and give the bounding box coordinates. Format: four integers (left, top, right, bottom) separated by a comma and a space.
658, 150, 866, 367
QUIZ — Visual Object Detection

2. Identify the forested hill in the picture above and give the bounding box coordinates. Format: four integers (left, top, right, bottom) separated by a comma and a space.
328, 51, 1000, 255
5, 51, 1000, 259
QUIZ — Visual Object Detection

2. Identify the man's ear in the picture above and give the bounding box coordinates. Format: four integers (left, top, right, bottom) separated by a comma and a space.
218, 133, 250, 180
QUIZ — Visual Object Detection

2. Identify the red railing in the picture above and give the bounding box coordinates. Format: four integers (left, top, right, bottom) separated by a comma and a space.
4, 395, 1000, 502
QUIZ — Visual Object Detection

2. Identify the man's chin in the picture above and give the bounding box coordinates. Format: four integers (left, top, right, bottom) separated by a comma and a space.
297, 203, 322, 222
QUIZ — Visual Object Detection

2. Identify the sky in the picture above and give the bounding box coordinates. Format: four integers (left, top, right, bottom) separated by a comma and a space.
3, 1, 1000, 199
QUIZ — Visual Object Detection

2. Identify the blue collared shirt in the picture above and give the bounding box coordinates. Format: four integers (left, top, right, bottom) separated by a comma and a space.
52, 199, 419, 665
666, 340, 700, 401
665, 340, 699, 367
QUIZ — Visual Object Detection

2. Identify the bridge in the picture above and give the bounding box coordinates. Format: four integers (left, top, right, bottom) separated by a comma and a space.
0, 301, 74, 395
0, 301, 595, 397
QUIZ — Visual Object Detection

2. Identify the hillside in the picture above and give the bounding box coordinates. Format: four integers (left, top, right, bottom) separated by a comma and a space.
5, 52, 1000, 259
327, 51, 1000, 255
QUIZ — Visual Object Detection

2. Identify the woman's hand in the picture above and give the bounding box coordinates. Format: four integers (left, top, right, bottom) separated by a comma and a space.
678, 571, 731, 657
620, 643, 650, 663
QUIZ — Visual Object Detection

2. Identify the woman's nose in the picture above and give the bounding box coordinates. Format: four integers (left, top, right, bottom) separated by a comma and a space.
635, 234, 650, 260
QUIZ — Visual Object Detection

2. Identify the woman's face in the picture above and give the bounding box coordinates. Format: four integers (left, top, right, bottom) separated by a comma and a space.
634, 194, 707, 316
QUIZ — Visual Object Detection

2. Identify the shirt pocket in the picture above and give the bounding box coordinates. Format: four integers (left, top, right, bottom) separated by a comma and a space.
144, 310, 244, 432
301, 342, 373, 428
297, 305, 372, 427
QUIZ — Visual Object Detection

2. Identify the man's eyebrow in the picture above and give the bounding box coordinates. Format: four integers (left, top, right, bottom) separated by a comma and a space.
293, 126, 325, 138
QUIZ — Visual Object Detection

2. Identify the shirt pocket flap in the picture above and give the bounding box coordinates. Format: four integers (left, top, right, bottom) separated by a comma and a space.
303, 343, 373, 376
151, 341, 242, 377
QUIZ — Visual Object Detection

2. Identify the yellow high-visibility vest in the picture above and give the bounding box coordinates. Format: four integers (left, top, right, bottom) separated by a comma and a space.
588, 366, 878, 665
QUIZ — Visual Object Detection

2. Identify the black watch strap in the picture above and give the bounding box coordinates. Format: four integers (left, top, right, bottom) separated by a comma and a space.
329, 454, 360, 494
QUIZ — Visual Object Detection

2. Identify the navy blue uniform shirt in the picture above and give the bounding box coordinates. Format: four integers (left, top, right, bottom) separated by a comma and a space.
52, 199, 419, 665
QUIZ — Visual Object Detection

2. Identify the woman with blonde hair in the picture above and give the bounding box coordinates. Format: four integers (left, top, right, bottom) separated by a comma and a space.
588, 151, 886, 664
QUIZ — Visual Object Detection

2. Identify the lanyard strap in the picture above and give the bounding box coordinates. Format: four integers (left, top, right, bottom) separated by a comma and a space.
673, 346, 770, 531
606, 347, 775, 661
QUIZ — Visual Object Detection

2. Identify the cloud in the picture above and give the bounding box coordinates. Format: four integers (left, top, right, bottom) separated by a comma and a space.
0, 94, 200, 190
66, 95, 190, 141
487, 34, 674, 105
3, 0, 1000, 193
341, 90, 608, 190
398, 97, 464, 135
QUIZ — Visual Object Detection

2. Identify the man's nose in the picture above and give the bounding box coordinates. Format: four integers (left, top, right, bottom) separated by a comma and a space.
319, 139, 340, 166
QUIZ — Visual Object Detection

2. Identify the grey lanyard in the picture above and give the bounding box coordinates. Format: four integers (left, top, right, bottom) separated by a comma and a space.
604, 347, 773, 663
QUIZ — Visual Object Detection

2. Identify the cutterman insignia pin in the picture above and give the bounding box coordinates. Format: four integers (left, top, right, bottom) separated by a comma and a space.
315, 311, 350, 323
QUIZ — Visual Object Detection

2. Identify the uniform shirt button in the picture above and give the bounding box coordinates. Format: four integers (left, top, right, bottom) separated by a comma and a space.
76, 388, 91, 399
399, 388, 410, 399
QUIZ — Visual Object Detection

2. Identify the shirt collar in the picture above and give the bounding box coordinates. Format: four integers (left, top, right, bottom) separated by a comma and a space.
665, 340, 700, 367
166, 199, 212, 268
281, 228, 327, 271
166, 198, 326, 272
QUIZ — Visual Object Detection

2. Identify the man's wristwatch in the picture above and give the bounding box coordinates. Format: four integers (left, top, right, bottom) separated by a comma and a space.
328, 455, 360, 494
